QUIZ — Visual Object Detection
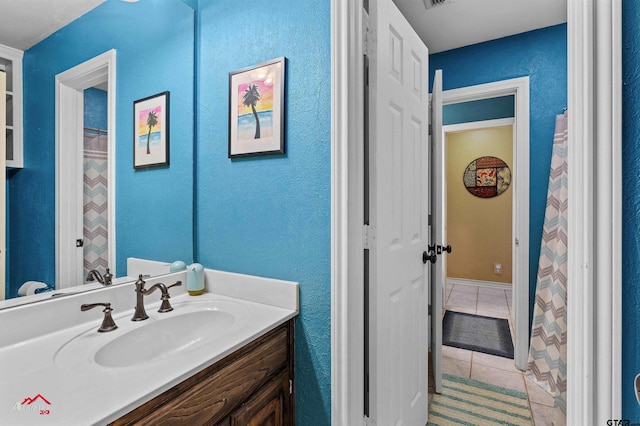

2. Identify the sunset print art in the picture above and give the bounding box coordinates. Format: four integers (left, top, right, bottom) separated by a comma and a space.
133, 92, 169, 169
229, 57, 285, 157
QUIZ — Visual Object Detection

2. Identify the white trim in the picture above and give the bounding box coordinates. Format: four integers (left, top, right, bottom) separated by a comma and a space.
443, 117, 514, 133
56, 50, 117, 287
446, 277, 512, 290
0, 71, 6, 298
567, 0, 621, 423
331, 0, 365, 425
442, 78, 529, 370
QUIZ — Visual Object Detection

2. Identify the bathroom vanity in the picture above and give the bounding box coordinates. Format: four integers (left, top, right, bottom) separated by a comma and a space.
0, 267, 298, 425
112, 320, 293, 425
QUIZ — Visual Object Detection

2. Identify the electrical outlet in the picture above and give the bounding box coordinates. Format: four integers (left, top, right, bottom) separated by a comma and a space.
494, 263, 503, 275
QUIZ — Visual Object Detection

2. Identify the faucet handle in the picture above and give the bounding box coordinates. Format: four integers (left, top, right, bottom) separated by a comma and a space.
158, 281, 182, 313
81, 302, 118, 333
103, 268, 113, 286
167, 280, 182, 290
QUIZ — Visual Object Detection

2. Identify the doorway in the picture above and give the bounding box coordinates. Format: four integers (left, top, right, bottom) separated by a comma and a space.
441, 78, 530, 370
442, 119, 516, 358
56, 50, 116, 288
331, 0, 622, 424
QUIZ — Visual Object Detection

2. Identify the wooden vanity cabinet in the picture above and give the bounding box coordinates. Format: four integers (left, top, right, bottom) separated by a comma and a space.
111, 320, 294, 426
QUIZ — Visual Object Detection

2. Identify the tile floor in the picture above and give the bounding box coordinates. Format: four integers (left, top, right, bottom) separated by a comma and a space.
429, 283, 558, 425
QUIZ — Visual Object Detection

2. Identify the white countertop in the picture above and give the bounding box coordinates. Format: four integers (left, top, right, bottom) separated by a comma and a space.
0, 269, 298, 425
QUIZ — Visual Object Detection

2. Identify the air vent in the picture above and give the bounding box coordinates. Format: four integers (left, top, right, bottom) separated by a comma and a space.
423, 0, 451, 9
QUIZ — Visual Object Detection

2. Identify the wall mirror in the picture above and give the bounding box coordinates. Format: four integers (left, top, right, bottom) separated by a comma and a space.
1, 0, 195, 307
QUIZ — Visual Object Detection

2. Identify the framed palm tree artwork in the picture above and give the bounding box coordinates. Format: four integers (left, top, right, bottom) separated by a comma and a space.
133, 91, 170, 169
229, 57, 286, 158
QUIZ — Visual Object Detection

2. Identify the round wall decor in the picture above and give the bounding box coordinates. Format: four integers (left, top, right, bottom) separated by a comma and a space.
463, 156, 511, 198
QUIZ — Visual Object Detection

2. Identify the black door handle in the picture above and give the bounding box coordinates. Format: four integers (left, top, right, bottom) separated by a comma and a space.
423, 251, 437, 264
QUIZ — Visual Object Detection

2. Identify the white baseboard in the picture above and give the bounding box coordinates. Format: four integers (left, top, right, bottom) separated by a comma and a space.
446, 277, 512, 290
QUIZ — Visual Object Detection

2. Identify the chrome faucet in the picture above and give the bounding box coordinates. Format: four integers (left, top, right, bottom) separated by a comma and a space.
86, 268, 113, 285
131, 275, 182, 321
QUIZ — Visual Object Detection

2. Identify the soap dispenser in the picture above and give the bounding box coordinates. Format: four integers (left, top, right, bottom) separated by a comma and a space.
187, 263, 205, 296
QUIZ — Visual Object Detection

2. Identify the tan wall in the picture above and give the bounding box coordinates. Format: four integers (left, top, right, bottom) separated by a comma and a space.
446, 125, 513, 284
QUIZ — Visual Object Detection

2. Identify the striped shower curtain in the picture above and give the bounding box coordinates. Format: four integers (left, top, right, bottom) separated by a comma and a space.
527, 112, 568, 423
83, 132, 109, 277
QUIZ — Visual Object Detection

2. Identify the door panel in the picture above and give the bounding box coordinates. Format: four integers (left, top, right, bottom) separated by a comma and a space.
430, 70, 444, 394
369, 1, 430, 424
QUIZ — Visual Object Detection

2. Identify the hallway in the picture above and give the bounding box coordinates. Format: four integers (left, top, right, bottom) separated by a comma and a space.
429, 284, 556, 425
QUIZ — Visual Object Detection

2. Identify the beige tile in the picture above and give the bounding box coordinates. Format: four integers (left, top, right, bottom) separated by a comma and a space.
471, 363, 526, 392
530, 402, 556, 426
478, 287, 507, 297
452, 284, 479, 294
447, 297, 477, 311
477, 300, 510, 313
475, 307, 510, 319
477, 292, 505, 304
525, 376, 556, 408
446, 307, 476, 315
442, 345, 473, 362
472, 351, 521, 373
448, 290, 479, 302
442, 356, 471, 378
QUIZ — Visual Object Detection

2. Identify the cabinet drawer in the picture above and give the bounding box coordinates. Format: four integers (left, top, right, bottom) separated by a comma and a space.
112, 323, 290, 425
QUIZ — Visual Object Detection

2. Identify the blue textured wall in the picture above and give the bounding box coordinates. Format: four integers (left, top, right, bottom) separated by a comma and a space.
196, 1, 331, 424
430, 24, 567, 327
622, 0, 640, 420
443, 95, 514, 125
84, 88, 108, 130
8, 0, 194, 296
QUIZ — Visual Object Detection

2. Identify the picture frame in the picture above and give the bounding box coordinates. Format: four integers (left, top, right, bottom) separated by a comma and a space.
229, 57, 286, 158
133, 91, 170, 169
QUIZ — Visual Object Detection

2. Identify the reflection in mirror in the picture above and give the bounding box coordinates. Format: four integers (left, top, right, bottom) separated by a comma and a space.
3, 0, 195, 305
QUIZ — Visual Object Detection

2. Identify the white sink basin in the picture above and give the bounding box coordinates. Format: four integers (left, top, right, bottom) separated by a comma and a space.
54, 298, 249, 370
95, 310, 235, 367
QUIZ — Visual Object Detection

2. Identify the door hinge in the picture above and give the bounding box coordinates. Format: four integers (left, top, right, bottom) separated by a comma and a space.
363, 28, 375, 56
428, 214, 432, 226
428, 123, 432, 136
363, 224, 376, 249
428, 304, 432, 316
289, 379, 293, 395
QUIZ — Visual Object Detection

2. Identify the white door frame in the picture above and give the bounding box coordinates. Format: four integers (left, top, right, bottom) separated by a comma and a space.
55, 49, 116, 288
331, 1, 622, 425
567, 0, 622, 424
0, 71, 6, 299
442, 78, 530, 371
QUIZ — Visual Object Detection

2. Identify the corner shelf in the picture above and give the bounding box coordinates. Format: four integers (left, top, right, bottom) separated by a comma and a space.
0, 44, 23, 169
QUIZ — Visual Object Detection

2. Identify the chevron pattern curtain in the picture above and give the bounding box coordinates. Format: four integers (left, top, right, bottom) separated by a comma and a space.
83, 132, 109, 277
527, 112, 568, 421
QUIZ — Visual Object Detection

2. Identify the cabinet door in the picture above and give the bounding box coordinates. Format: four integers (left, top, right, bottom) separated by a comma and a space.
230, 370, 290, 426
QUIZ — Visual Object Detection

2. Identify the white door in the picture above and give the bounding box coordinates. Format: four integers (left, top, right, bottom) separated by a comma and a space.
57, 83, 85, 288
368, 0, 430, 424
430, 70, 445, 394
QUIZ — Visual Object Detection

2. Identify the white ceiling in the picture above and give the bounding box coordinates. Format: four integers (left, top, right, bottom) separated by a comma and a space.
393, 0, 567, 53
0, 0, 105, 51
0, 0, 567, 54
